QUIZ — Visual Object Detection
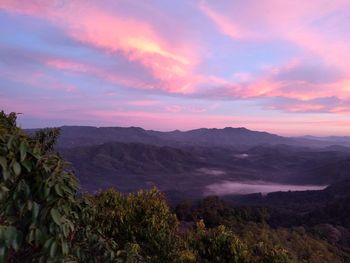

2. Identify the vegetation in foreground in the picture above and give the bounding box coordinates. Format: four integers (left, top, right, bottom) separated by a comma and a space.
0, 111, 347, 262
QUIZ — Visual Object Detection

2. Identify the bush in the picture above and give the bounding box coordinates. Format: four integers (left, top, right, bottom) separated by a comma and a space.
186, 220, 249, 262
92, 188, 182, 262
0, 111, 79, 262
0, 111, 117, 262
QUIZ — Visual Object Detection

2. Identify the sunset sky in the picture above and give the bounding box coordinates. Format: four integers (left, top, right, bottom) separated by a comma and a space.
1, 0, 350, 135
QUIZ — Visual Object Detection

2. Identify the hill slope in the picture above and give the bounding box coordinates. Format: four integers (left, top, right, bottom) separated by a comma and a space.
45, 126, 299, 148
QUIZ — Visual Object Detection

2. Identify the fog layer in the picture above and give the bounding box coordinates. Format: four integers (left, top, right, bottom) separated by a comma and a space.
205, 181, 327, 196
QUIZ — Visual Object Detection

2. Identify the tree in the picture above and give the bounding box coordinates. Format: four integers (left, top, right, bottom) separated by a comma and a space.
0, 111, 117, 262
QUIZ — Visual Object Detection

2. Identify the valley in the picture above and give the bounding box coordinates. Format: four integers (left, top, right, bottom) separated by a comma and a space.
49, 126, 350, 203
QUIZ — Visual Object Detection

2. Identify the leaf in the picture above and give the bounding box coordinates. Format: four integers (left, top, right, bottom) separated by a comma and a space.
0, 247, 6, 263
61, 185, 73, 195
13, 161, 21, 176
50, 208, 61, 225
44, 238, 53, 250
61, 240, 68, 255
2, 169, 10, 181
54, 184, 63, 197
0, 185, 9, 192
0, 247, 5, 256
20, 142, 27, 162
32, 202, 40, 221
6, 135, 14, 149
3, 226, 17, 249
22, 181, 30, 197
27, 200, 33, 211
0, 156, 7, 170
62, 224, 68, 238
28, 229, 35, 243
50, 240, 57, 258
43, 183, 51, 198
34, 228, 43, 245
21, 159, 32, 172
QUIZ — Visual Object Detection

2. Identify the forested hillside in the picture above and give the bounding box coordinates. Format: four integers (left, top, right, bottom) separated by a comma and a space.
59, 140, 350, 202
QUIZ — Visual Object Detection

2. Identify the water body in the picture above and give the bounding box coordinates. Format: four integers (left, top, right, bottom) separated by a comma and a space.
205, 181, 327, 196
196, 168, 226, 176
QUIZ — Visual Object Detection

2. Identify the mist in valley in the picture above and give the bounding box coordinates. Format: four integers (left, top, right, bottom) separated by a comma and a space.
205, 180, 327, 196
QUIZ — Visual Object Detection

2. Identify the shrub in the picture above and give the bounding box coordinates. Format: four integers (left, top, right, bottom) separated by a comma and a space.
0, 111, 117, 262
92, 188, 182, 262
186, 220, 249, 263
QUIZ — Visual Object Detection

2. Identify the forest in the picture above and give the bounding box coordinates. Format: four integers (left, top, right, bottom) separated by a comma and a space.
0, 111, 349, 263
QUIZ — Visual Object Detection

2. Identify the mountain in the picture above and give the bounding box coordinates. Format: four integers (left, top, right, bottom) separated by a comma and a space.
53, 126, 294, 148
60, 142, 214, 198
59, 141, 350, 202
25, 125, 350, 201
148, 127, 293, 147
299, 135, 350, 147
27, 125, 349, 149
308, 158, 350, 184
56, 126, 166, 148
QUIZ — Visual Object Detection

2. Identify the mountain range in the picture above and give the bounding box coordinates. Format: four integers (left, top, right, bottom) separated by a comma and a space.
28, 125, 350, 149
25, 125, 350, 202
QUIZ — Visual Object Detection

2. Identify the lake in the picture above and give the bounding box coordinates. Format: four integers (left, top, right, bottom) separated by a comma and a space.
205, 180, 327, 196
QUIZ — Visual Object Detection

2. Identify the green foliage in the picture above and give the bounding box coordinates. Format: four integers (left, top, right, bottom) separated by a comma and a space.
176, 196, 269, 227
92, 188, 181, 262
186, 220, 249, 263
250, 242, 291, 263
0, 111, 117, 262
0, 111, 18, 135
176, 195, 346, 263
0, 111, 79, 262
182, 220, 292, 263
69, 196, 120, 262
234, 223, 343, 263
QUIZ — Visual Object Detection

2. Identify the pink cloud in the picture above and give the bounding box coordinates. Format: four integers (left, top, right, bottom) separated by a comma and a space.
164, 105, 207, 114
2, 0, 350, 116
66, 10, 197, 93
268, 103, 326, 113
46, 59, 90, 73
44, 57, 156, 91
330, 107, 350, 115
0, 68, 78, 93
127, 100, 161, 106
10, 50, 350, 117
199, 0, 350, 106
1, 0, 201, 93
165, 105, 183, 113
199, 2, 249, 40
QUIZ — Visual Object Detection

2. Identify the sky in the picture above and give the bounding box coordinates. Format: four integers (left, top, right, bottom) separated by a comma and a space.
1, 0, 350, 136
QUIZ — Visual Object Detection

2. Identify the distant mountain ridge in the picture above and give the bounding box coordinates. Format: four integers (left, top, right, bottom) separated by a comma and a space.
299, 135, 350, 146
27, 125, 347, 149
149, 127, 292, 147
57, 126, 292, 148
